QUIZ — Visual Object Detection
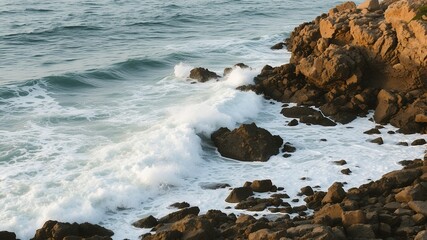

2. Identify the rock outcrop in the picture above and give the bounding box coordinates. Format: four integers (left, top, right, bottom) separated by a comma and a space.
246, 0, 427, 133
138, 158, 427, 239
189, 67, 219, 82
211, 123, 283, 162
31, 221, 114, 240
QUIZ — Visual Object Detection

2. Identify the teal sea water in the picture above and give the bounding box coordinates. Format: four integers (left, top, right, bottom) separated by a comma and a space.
2, 0, 426, 239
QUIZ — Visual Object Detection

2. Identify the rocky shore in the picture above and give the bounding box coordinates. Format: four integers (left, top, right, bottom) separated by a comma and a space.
2, 0, 426, 239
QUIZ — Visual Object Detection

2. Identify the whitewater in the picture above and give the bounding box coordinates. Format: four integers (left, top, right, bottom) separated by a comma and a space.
0, 0, 425, 239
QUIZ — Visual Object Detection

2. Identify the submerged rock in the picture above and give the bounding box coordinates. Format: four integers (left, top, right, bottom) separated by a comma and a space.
211, 123, 283, 162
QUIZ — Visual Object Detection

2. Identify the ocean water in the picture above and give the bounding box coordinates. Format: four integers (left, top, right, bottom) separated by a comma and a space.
0, 0, 426, 239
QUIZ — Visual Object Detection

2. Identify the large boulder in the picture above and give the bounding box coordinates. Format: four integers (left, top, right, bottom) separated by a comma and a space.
31, 221, 113, 240
211, 123, 283, 162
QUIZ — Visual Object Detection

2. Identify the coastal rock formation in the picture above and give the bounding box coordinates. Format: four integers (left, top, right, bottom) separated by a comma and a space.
31, 221, 114, 240
249, 0, 427, 133
139, 158, 426, 239
211, 123, 283, 162
189, 67, 219, 82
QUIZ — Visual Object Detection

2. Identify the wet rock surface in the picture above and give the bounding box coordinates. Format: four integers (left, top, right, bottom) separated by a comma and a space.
252, 0, 427, 133
137, 158, 427, 239
211, 123, 283, 162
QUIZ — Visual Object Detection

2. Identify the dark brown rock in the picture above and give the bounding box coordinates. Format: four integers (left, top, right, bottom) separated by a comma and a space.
271, 42, 285, 50
370, 137, 384, 145
225, 187, 253, 203
251, 179, 273, 193
282, 143, 296, 153
158, 207, 200, 224
341, 168, 352, 175
333, 159, 347, 165
189, 67, 219, 82
300, 115, 337, 126
0, 231, 16, 240
31, 221, 113, 240
211, 123, 283, 162
364, 128, 381, 134
300, 186, 314, 196
346, 224, 376, 239
170, 202, 190, 209
133, 215, 158, 228
288, 119, 299, 126
412, 139, 426, 146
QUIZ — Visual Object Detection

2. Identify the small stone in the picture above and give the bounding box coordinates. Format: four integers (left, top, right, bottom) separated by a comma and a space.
282, 143, 296, 153
283, 153, 292, 158
341, 168, 352, 175
412, 139, 426, 146
288, 119, 299, 126
132, 215, 158, 228
388, 130, 395, 134
169, 202, 190, 209
370, 137, 384, 145
291, 199, 299, 203
364, 128, 381, 134
320, 138, 327, 141
333, 159, 347, 165
397, 142, 409, 146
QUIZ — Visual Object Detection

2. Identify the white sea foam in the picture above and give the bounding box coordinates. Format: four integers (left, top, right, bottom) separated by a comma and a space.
173, 62, 193, 79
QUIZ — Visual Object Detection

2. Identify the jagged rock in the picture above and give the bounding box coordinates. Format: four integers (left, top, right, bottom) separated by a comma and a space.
0, 231, 16, 240
211, 123, 283, 162
158, 207, 200, 224
271, 42, 285, 50
357, 0, 380, 11
225, 187, 253, 203
322, 182, 346, 204
133, 215, 158, 228
374, 90, 398, 124
189, 67, 219, 82
31, 221, 114, 240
